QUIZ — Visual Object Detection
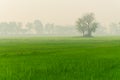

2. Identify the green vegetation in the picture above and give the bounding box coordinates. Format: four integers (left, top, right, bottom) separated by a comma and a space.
0, 37, 120, 80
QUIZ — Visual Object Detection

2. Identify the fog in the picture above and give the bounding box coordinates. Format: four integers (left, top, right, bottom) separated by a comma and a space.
0, 0, 120, 36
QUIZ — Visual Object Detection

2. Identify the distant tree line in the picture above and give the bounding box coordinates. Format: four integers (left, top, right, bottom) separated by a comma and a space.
109, 22, 120, 35
0, 22, 22, 35
0, 20, 77, 36
0, 13, 119, 36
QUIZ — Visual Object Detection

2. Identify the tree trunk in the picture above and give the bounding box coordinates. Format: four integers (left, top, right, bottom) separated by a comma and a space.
84, 30, 92, 37
86, 23, 92, 37
82, 31, 85, 37
87, 30, 92, 37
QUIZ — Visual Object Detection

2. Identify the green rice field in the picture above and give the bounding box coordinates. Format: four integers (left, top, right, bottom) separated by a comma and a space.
0, 37, 120, 80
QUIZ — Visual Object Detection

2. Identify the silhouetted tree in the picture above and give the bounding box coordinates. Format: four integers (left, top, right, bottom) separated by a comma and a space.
109, 22, 120, 35
76, 13, 98, 37
0, 22, 9, 35
26, 22, 33, 30
33, 20, 43, 34
45, 23, 54, 34
76, 18, 87, 36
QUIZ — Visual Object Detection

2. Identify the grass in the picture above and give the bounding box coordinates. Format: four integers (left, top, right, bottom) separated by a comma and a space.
0, 37, 120, 80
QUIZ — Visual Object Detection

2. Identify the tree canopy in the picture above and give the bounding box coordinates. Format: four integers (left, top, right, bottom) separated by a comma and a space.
76, 13, 99, 37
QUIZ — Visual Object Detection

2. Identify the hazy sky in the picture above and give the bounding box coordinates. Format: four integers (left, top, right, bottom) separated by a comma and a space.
0, 0, 120, 26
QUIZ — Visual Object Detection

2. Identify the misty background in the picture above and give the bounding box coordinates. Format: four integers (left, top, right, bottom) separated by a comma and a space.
0, 0, 120, 36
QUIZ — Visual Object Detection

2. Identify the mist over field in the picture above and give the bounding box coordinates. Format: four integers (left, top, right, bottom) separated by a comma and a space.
0, 0, 120, 36
1, 0, 120, 80
0, 20, 119, 37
